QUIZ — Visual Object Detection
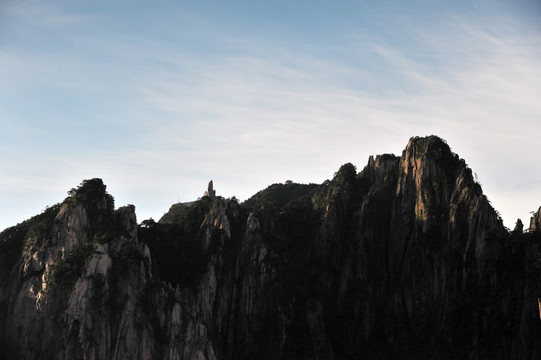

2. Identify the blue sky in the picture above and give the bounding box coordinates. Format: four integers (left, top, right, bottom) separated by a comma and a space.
1, 0, 540, 230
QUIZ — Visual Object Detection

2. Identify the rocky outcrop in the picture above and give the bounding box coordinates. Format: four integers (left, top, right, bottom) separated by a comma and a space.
204, 180, 216, 200
1, 136, 540, 359
530, 206, 541, 232
0, 180, 219, 360
331, 136, 511, 357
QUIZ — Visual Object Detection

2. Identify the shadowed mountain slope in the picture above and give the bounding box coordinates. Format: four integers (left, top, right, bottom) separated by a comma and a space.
1, 136, 540, 359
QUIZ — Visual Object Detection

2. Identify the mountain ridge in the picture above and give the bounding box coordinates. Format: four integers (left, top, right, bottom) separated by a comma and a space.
1, 135, 540, 359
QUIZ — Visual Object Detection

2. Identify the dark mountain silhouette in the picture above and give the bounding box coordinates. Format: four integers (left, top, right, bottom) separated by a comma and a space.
1, 135, 540, 359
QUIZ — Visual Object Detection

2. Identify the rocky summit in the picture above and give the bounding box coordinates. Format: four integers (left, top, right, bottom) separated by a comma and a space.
1, 135, 540, 360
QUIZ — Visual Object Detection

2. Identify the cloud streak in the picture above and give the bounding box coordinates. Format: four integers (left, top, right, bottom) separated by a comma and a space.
1, 1, 540, 229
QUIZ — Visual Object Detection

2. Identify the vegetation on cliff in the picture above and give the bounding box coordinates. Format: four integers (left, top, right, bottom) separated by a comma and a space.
0, 204, 61, 281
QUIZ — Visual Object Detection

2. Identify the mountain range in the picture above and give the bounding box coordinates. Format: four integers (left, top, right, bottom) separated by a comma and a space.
1, 135, 540, 359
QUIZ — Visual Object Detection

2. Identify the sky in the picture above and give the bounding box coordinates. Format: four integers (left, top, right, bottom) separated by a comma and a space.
1, 0, 540, 231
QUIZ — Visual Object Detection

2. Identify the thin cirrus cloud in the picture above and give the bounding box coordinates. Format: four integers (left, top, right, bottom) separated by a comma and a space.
1, 1, 540, 230
133, 14, 540, 223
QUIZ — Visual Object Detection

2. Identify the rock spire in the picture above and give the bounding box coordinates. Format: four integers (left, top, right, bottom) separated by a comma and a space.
204, 180, 216, 199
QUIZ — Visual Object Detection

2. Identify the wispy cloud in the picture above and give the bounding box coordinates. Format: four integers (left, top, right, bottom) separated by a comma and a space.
2, 1, 92, 27
132, 13, 541, 224
1, 2, 540, 229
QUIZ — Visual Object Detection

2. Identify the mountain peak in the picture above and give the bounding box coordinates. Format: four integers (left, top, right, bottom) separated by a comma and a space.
406, 135, 452, 153
333, 162, 357, 185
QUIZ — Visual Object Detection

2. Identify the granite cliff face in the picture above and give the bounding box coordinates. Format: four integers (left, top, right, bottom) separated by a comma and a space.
1, 136, 540, 359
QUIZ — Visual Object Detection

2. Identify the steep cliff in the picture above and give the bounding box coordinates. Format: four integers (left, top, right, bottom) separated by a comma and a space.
1, 136, 540, 359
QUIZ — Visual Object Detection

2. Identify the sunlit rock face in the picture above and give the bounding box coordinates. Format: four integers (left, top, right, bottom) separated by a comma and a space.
1, 137, 541, 360
530, 206, 541, 232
